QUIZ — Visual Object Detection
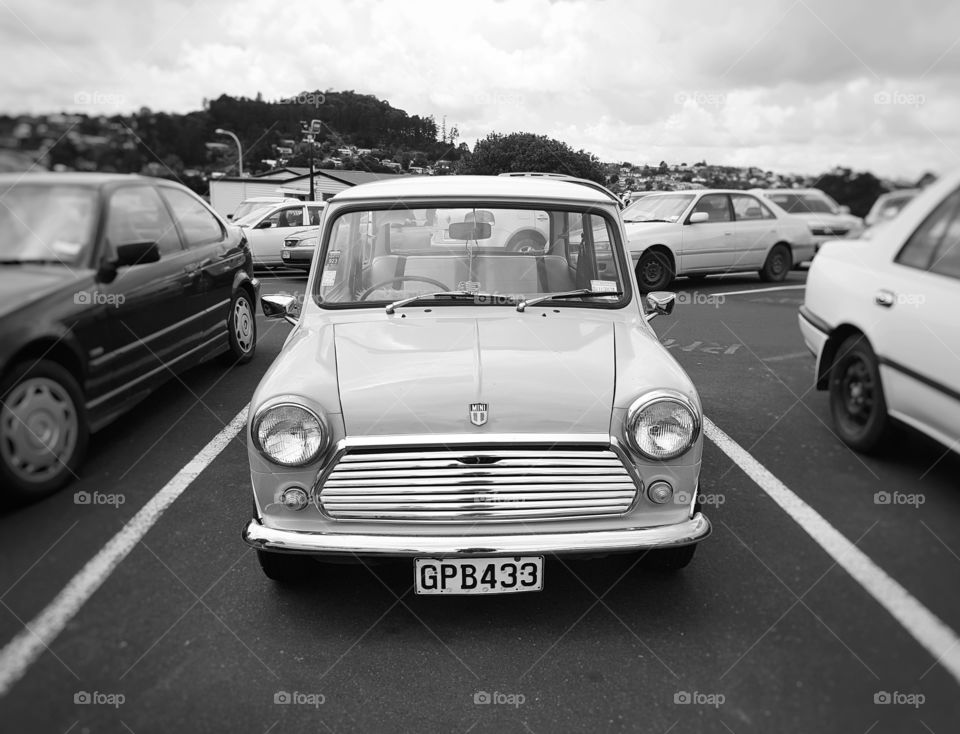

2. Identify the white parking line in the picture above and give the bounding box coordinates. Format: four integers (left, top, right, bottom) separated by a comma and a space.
703, 285, 807, 298
704, 416, 960, 685
0, 406, 249, 698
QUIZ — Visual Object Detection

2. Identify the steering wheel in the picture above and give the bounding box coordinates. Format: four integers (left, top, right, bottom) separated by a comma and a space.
359, 275, 450, 301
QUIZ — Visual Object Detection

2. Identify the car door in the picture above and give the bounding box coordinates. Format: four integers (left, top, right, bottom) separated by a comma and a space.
158, 185, 238, 349
245, 204, 306, 267
870, 186, 960, 443
730, 193, 778, 268
91, 184, 201, 409
680, 193, 734, 271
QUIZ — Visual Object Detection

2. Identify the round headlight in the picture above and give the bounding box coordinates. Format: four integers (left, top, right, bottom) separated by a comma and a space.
254, 404, 326, 466
628, 392, 700, 460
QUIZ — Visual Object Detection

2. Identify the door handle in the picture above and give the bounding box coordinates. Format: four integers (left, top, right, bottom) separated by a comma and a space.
875, 290, 894, 308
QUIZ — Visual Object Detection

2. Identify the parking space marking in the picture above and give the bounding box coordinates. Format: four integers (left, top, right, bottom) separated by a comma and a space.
699, 285, 807, 298
703, 416, 960, 685
0, 406, 250, 698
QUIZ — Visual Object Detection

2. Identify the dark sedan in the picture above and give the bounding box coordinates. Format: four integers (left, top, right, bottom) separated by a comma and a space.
0, 173, 259, 502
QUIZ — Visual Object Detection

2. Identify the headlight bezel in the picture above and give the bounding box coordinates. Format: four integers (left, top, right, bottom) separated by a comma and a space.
625, 390, 701, 461
252, 401, 328, 467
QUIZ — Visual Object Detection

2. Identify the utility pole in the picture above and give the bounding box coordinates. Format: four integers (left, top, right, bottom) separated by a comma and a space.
301, 119, 322, 200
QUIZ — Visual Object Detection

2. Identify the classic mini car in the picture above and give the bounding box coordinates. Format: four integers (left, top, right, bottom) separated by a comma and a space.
234, 200, 326, 269
623, 189, 815, 291
799, 168, 960, 454
243, 175, 711, 590
0, 173, 259, 502
755, 188, 865, 251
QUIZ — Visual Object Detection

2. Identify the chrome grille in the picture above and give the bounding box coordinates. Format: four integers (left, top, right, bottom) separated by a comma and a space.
318, 446, 639, 522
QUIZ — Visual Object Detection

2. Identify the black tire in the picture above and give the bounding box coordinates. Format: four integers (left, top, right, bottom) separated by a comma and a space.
507, 232, 546, 254
222, 289, 257, 365
0, 360, 89, 503
257, 550, 315, 583
828, 334, 890, 452
642, 543, 697, 571
759, 244, 791, 282
635, 249, 674, 291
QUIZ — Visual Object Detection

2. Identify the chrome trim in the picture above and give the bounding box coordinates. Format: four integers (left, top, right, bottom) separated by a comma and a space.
243, 512, 712, 556
624, 389, 702, 460
338, 433, 611, 449
251, 402, 329, 468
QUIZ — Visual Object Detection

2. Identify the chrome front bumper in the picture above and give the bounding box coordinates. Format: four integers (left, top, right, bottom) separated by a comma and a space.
242, 512, 711, 557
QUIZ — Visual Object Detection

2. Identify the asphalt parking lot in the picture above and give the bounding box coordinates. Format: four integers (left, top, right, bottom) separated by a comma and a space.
1, 269, 958, 733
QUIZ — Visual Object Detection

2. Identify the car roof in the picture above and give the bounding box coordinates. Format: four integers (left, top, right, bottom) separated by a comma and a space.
636, 189, 762, 196
330, 175, 615, 205
0, 172, 157, 187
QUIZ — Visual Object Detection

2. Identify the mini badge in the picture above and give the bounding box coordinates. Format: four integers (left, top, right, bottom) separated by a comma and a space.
469, 402, 488, 426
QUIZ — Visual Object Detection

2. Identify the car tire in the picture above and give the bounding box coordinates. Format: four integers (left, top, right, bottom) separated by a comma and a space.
507, 232, 546, 254
828, 334, 891, 452
759, 244, 791, 282
0, 360, 89, 503
221, 290, 257, 365
635, 250, 674, 291
256, 550, 314, 583
642, 543, 697, 571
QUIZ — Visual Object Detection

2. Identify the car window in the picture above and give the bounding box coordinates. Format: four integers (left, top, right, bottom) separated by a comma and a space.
895, 188, 960, 272
0, 183, 98, 265
106, 186, 182, 256
622, 194, 694, 223
269, 206, 305, 228
731, 194, 774, 221
768, 192, 836, 215
307, 205, 324, 226
160, 188, 224, 248
929, 194, 960, 280
691, 194, 732, 222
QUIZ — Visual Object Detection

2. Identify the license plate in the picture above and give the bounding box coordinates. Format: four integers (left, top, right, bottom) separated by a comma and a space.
414, 557, 544, 595
281, 251, 291, 260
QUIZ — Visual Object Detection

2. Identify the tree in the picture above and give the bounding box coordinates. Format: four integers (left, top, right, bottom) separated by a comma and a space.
459, 132, 606, 183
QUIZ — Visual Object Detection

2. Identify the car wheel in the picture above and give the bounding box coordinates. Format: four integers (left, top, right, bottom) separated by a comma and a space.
759, 244, 791, 282
0, 360, 88, 503
636, 250, 674, 291
829, 334, 890, 452
507, 232, 546, 254
222, 290, 257, 365
257, 550, 314, 583
642, 543, 697, 571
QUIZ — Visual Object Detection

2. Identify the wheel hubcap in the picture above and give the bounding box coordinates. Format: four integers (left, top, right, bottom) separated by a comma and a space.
1, 378, 78, 483
234, 297, 254, 353
841, 360, 873, 426
642, 260, 662, 285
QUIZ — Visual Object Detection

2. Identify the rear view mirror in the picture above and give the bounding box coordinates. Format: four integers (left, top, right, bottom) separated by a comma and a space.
448, 222, 492, 240
262, 294, 299, 326
645, 291, 675, 321
688, 212, 709, 224
255, 220, 273, 229
116, 241, 160, 267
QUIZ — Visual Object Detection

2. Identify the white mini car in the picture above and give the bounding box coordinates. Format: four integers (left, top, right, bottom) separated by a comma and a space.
623, 189, 815, 290
243, 175, 711, 589
799, 170, 960, 453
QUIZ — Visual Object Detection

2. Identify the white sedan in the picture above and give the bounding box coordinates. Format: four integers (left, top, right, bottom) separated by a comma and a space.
623, 190, 815, 291
799, 169, 960, 453
234, 201, 326, 269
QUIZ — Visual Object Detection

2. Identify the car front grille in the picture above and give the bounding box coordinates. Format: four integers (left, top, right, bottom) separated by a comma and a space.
317, 445, 640, 522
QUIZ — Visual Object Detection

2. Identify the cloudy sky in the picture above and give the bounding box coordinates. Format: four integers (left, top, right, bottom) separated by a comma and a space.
2, 0, 959, 178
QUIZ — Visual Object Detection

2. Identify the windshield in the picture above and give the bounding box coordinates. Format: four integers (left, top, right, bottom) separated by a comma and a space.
314, 205, 628, 309
768, 192, 838, 215
232, 202, 279, 221
622, 194, 695, 223
0, 183, 99, 265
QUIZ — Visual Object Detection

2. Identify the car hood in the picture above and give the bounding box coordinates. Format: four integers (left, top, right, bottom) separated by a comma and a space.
333, 314, 615, 436
0, 266, 79, 319
622, 221, 678, 247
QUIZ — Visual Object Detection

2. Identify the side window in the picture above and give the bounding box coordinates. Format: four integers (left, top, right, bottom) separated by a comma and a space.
929, 200, 960, 281
691, 194, 732, 222
106, 186, 182, 256
731, 194, 774, 220
160, 188, 224, 247
307, 206, 324, 226
896, 189, 960, 272
277, 206, 305, 228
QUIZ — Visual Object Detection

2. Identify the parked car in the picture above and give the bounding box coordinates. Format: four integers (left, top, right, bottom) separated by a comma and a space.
229, 196, 300, 222
622, 189, 815, 290
281, 230, 319, 271
0, 173, 259, 502
243, 174, 711, 587
864, 189, 920, 228
755, 188, 865, 250
234, 201, 326, 269
799, 169, 960, 454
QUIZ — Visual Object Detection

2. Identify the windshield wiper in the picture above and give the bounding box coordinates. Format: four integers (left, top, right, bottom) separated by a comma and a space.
517, 288, 623, 312
0, 258, 68, 265
623, 218, 672, 224
385, 290, 505, 314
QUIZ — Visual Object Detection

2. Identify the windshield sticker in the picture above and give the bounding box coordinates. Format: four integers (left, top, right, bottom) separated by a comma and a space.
51, 240, 82, 257
320, 269, 337, 288
326, 251, 340, 266
590, 279, 618, 293
456, 280, 481, 293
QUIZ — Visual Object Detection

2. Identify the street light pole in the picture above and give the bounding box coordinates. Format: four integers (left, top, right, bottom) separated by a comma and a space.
215, 128, 243, 177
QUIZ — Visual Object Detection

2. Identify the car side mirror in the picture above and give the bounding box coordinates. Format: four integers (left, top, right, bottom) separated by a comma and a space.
688, 212, 709, 224
96, 241, 160, 283
645, 291, 675, 321
255, 220, 273, 229
261, 294, 299, 326
226, 213, 234, 220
